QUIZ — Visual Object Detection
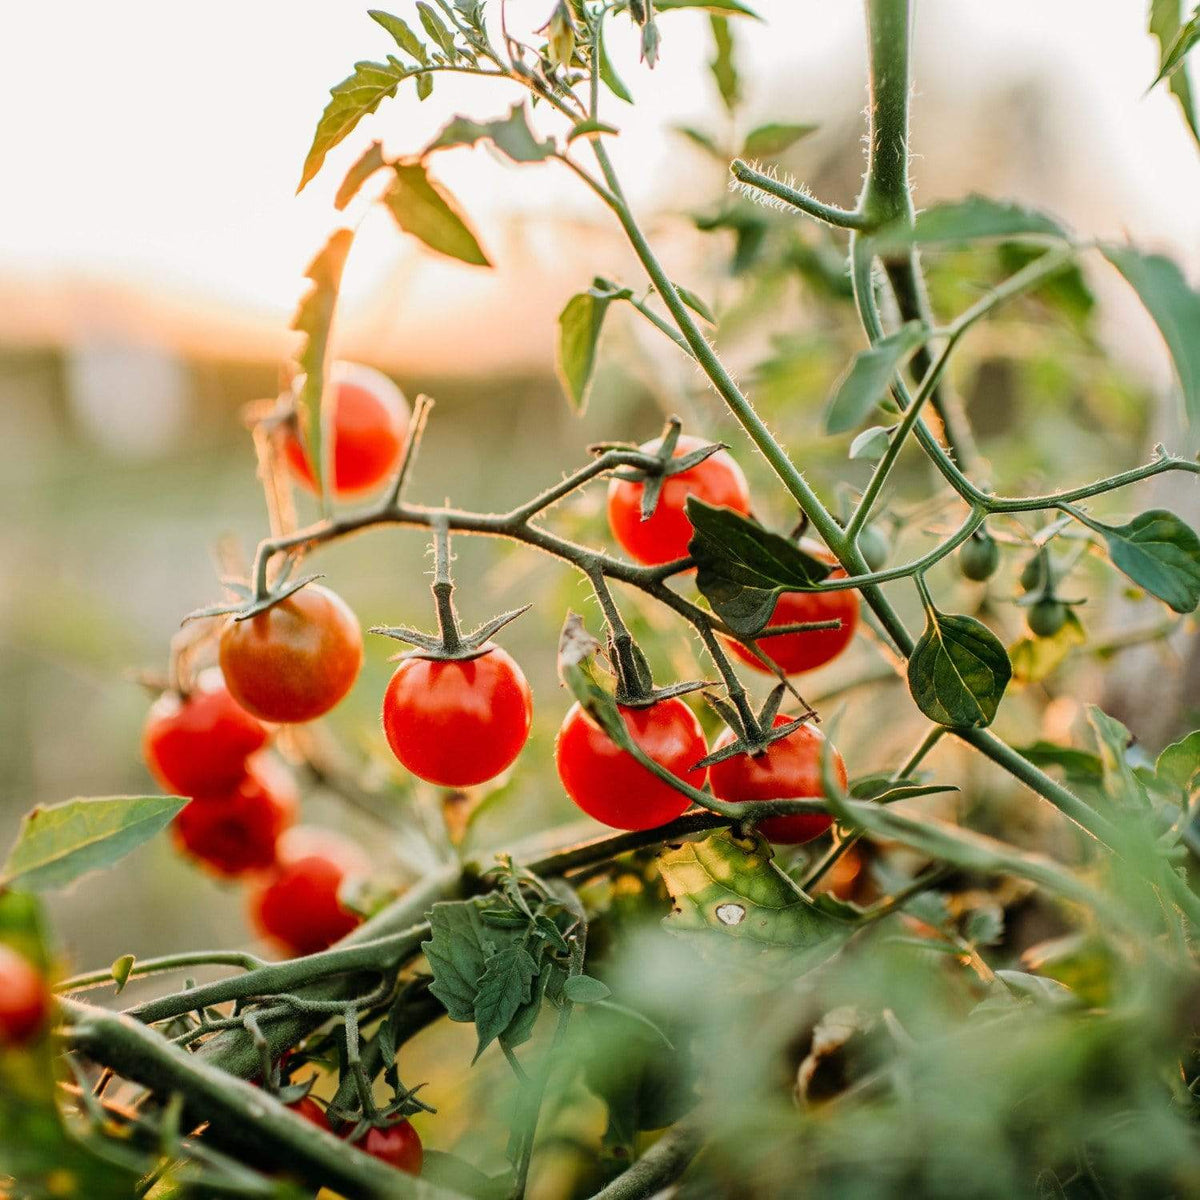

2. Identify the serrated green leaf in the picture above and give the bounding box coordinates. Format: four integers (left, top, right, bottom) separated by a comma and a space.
2, 796, 187, 892
562, 974, 611, 1004
741, 121, 817, 158
383, 162, 491, 266
825, 322, 925, 434
1075, 507, 1200, 612
872, 196, 1067, 253
1100, 246, 1200, 425
555, 282, 631, 412
416, 1, 457, 56
291, 228, 354, 499
334, 140, 388, 211
1149, 0, 1200, 147
1157, 729, 1200, 792
908, 605, 1011, 728
686, 498, 833, 635
849, 424, 894, 461
473, 945, 538, 1061
369, 9, 429, 62
658, 828, 848, 959
424, 102, 556, 162
298, 58, 410, 192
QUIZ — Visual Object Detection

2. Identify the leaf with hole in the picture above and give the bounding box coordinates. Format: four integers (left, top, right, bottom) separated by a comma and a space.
687, 498, 833, 636
908, 604, 1011, 728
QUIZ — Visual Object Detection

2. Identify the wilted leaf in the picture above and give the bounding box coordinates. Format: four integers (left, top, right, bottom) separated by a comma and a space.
908, 605, 1011, 728
424, 103, 556, 162
687, 499, 833, 635
1102, 247, 1200, 425
658, 828, 849, 959
1074, 508, 1200, 612
2, 796, 187, 892
334, 140, 388, 210
383, 163, 491, 266
825, 322, 924, 435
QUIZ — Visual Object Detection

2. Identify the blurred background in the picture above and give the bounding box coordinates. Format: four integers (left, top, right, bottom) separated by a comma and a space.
2, 0, 1199, 1033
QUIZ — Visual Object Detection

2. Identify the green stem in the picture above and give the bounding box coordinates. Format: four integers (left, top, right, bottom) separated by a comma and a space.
729, 159, 867, 230
586, 1120, 701, 1200
57, 951, 267, 995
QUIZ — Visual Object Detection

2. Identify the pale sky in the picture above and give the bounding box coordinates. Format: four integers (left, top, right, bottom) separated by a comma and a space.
1, 0, 1196, 322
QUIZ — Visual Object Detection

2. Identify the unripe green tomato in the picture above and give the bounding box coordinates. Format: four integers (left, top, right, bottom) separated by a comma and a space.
1019, 554, 1044, 593
1028, 598, 1068, 638
959, 532, 1000, 582
858, 524, 890, 573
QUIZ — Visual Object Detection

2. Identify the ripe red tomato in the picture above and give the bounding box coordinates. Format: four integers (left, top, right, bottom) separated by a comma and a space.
726, 574, 859, 676
382, 646, 533, 788
555, 698, 706, 831
250, 828, 366, 956
359, 1121, 423, 1175
607, 433, 751, 566
289, 1096, 331, 1131
219, 584, 363, 724
708, 715, 846, 845
143, 668, 268, 795
285, 363, 409, 497
173, 756, 297, 876
0, 945, 49, 1045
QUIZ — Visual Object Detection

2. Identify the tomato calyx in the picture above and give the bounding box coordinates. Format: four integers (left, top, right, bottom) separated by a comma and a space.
592, 415, 728, 523
372, 604, 531, 662
696, 682, 817, 770
182, 566, 326, 625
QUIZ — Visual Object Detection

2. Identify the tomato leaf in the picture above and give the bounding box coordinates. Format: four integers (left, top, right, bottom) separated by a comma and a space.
872, 196, 1067, 252
1149, 0, 1200, 147
686, 499, 833, 636
334, 140, 388, 210
562, 974, 611, 1004
424, 103, 557, 163
825, 322, 925, 434
848, 424, 894, 461
472, 944, 539, 1061
383, 162, 491, 266
1151, 5, 1200, 87
298, 57, 411, 192
1012, 740, 1104, 786
656, 0, 761, 17
369, 10, 429, 63
1100, 247, 1200, 425
708, 16, 741, 113
1073, 508, 1200, 612
658, 828, 849, 961
1, 795, 187, 892
292, 229, 354, 502
908, 605, 1011, 728
741, 121, 817, 158
1157, 729, 1200, 793
555, 280, 632, 412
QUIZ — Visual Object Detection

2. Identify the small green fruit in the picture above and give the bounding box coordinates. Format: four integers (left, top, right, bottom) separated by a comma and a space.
1019, 553, 1045, 593
1028, 598, 1068, 638
959, 531, 1000, 582
858, 524, 890, 573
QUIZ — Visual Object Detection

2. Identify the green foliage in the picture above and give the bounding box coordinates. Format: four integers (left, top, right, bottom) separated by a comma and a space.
1, 795, 187, 891
1149, 0, 1200, 145
1073, 508, 1200, 612
555, 280, 633, 412
424, 103, 556, 162
824, 321, 924, 434
383, 162, 491, 265
872, 195, 1067, 251
741, 121, 817, 157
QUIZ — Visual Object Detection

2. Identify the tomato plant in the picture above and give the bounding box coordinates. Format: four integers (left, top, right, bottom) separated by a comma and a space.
10, 3, 1200, 1199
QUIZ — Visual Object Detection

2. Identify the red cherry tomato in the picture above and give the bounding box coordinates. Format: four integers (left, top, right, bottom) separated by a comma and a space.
285, 363, 409, 497
173, 756, 297, 876
142, 668, 268, 795
0, 944, 49, 1045
289, 1096, 331, 1131
359, 1121, 423, 1175
708, 715, 846, 845
555, 698, 707, 831
726, 573, 859, 676
219, 584, 363, 724
382, 646, 533, 788
607, 433, 751, 566
250, 828, 366, 956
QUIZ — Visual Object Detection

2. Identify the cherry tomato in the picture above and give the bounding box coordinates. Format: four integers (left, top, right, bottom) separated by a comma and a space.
555, 698, 706, 831
0, 945, 49, 1045
250, 828, 366, 956
289, 1096, 331, 1131
173, 756, 297, 876
1028, 597, 1068, 638
959, 531, 1000, 582
726, 574, 859, 676
285, 363, 409, 497
219, 584, 363, 724
143, 668, 268, 795
359, 1122, 423, 1175
382, 645, 533, 788
607, 433, 751, 566
708, 715, 846, 845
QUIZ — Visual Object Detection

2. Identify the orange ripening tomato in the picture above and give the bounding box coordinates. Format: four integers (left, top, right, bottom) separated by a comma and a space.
726, 572, 859, 676
382, 646, 533, 788
358, 1122, 423, 1174
219, 585, 363, 724
607, 433, 751, 565
708, 716, 846, 845
142, 667, 268, 795
285, 363, 409, 497
0, 945, 50, 1046
555, 698, 706, 831
250, 828, 367, 957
